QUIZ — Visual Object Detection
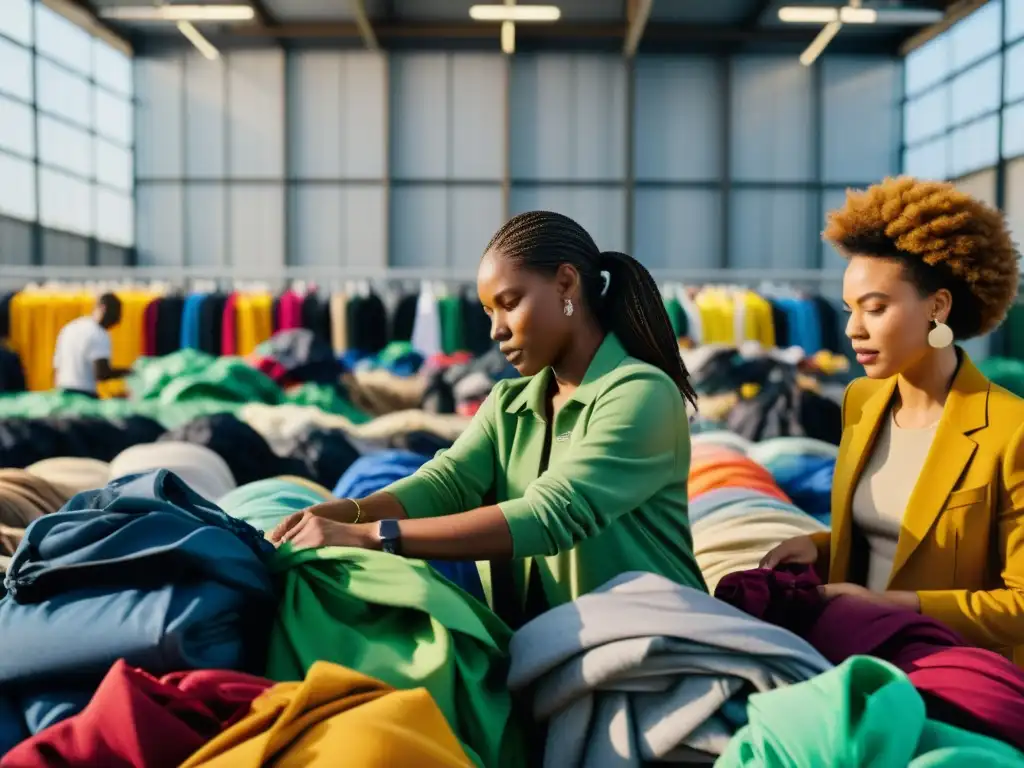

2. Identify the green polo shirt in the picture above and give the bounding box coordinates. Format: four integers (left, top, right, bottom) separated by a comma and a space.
386, 333, 707, 609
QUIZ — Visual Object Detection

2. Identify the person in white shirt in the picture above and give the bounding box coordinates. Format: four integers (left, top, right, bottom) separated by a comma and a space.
52, 293, 130, 397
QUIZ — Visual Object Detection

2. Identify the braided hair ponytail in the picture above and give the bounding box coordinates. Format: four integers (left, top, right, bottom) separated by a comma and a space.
485, 211, 698, 409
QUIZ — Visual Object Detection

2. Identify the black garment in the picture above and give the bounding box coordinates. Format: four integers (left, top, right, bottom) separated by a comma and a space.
60, 388, 97, 399
301, 294, 332, 344
345, 293, 388, 354
391, 293, 418, 342
198, 293, 228, 356
257, 328, 342, 386
461, 291, 493, 356
275, 426, 360, 489
0, 346, 26, 394
271, 295, 283, 334
0, 292, 13, 341
813, 297, 842, 354
0, 415, 165, 468
769, 300, 790, 349
159, 413, 290, 486
154, 296, 185, 357
726, 376, 842, 445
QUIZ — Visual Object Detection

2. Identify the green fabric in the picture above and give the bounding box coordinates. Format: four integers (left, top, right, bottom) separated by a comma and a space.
978, 357, 1024, 400
0, 348, 372, 427
663, 297, 687, 338
377, 340, 417, 366
266, 545, 523, 768
715, 655, 1024, 767
386, 333, 706, 610
439, 296, 466, 354
218, 478, 325, 530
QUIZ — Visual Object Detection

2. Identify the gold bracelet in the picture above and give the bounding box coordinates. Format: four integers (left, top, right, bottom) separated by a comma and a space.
350, 498, 362, 524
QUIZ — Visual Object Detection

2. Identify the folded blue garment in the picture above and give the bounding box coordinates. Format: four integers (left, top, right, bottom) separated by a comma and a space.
0, 469, 276, 738
5, 469, 274, 603
0, 695, 26, 757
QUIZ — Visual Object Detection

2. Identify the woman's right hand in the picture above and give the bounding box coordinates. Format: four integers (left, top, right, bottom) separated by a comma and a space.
270, 499, 357, 544
759, 535, 819, 569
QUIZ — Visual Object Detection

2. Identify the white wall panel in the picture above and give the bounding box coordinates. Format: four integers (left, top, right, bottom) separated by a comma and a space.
94, 41, 132, 97
94, 88, 132, 146
0, 0, 32, 46
904, 86, 949, 146
227, 51, 284, 179
95, 188, 133, 247
1006, 158, 1024, 255
229, 185, 284, 267
1005, 102, 1024, 159
904, 136, 949, 180
449, 186, 503, 269
185, 185, 225, 266
184, 53, 225, 179
390, 54, 449, 179
0, 95, 34, 158
38, 116, 91, 177
950, 57, 1001, 125
510, 186, 626, 252
822, 57, 900, 183
950, 114, 999, 177
390, 186, 447, 267
36, 58, 90, 128
954, 168, 998, 206
510, 54, 626, 181
136, 185, 183, 266
0, 153, 36, 221
949, 0, 1002, 70
633, 189, 721, 270
289, 185, 387, 267
1010, 0, 1024, 42
729, 189, 816, 269
0, 36, 33, 102
820, 188, 849, 271
39, 168, 91, 235
1006, 40, 1024, 104
634, 57, 721, 182
135, 57, 183, 179
730, 57, 813, 182
289, 51, 387, 179
905, 34, 949, 98
34, 3, 91, 76
450, 55, 504, 181
0, 218, 33, 265
95, 139, 132, 191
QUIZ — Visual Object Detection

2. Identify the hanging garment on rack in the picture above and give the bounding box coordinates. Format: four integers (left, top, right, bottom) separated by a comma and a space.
154, 295, 185, 357
392, 292, 418, 343
328, 292, 349, 354
233, 293, 273, 357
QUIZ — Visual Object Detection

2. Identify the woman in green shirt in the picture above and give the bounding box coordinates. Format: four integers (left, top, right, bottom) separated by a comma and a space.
271, 211, 707, 613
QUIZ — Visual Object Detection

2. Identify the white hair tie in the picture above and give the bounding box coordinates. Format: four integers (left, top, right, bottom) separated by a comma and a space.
600, 270, 611, 297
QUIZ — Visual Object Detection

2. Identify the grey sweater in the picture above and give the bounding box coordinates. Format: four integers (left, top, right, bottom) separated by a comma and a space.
507, 571, 833, 766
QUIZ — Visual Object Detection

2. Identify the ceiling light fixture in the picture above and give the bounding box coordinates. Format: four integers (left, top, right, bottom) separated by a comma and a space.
779, 5, 942, 25
469, 4, 561, 22
177, 20, 220, 60
99, 5, 256, 22
799, 19, 843, 65
778, 7, 839, 23
501, 20, 515, 53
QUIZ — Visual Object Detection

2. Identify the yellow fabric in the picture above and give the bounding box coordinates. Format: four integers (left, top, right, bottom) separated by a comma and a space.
695, 289, 735, 344
10, 291, 94, 391
747, 291, 776, 347
817, 351, 1024, 666
235, 293, 274, 357
180, 662, 472, 768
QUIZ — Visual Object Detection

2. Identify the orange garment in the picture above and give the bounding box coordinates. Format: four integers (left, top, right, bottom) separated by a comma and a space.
179, 662, 472, 768
689, 456, 791, 503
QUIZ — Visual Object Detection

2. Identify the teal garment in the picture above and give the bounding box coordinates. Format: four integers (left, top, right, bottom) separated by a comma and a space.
439, 296, 466, 354
266, 545, 523, 768
715, 655, 1024, 767
978, 357, 1024, 400
0, 348, 372, 428
217, 478, 329, 531
663, 297, 686, 338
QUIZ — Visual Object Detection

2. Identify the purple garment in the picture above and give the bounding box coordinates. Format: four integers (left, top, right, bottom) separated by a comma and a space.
907, 646, 1024, 752
712, 565, 825, 636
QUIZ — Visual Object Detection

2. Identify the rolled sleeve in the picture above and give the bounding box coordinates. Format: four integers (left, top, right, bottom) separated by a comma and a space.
499, 371, 683, 559
384, 383, 502, 519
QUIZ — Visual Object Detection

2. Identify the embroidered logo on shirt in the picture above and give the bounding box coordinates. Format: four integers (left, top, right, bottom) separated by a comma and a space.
555, 431, 572, 442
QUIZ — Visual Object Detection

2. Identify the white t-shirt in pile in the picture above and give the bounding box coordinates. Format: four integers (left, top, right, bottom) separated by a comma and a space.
52, 317, 112, 393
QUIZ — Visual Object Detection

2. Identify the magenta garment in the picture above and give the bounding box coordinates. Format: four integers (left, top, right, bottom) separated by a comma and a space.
907, 647, 1024, 752
277, 291, 303, 331
142, 300, 159, 357
220, 293, 239, 356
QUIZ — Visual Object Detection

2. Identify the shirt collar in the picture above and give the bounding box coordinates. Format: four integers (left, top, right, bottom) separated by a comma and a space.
506, 333, 628, 417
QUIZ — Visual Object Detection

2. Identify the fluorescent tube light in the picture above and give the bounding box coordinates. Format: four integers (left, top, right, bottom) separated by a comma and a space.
100, 5, 256, 22
177, 20, 220, 60
501, 20, 515, 53
839, 7, 877, 23
469, 4, 561, 22
800, 19, 843, 65
778, 7, 838, 23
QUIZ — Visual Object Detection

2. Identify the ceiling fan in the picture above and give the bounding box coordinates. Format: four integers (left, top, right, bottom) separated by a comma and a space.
776, 1, 946, 65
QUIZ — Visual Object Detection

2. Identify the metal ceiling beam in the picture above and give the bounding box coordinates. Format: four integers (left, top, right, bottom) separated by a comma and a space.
898, 0, 986, 55
623, 0, 653, 57
741, 0, 775, 28
350, 0, 381, 50
247, 0, 278, 28
225, 21, 834, 45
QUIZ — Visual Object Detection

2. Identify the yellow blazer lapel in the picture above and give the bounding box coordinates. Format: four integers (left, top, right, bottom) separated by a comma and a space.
829, 377, 896, 582
888, 355, 988, 583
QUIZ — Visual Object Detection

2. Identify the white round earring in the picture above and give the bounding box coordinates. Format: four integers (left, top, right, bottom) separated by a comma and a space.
928, 319, 953, 349
563, 298, 574, 317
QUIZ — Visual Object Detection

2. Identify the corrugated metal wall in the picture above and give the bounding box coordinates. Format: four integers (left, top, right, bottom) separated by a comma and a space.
134, 50, 901, 276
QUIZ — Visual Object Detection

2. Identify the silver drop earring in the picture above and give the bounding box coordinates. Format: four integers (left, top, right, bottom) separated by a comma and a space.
928, 318, 953, 349
563, 298, 574, 317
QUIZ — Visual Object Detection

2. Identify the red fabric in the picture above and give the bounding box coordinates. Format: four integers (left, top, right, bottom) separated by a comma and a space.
220, 293, 239, 356
0, 660, 272, 768
142, 299, 160, 357
278, 291, 304, 331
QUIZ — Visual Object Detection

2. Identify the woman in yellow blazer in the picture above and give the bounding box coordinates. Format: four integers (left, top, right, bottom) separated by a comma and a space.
762, 177, 1024, 663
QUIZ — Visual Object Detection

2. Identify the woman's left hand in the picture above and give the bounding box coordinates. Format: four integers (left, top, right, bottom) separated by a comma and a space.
276, 510, 373, 551
819, 582, 920, 612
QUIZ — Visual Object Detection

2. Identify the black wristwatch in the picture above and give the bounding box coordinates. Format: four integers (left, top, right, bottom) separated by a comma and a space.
378, 519, 402, 556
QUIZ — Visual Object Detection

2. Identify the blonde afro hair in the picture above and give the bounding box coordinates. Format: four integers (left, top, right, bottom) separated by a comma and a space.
824, 176, 1020, 339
